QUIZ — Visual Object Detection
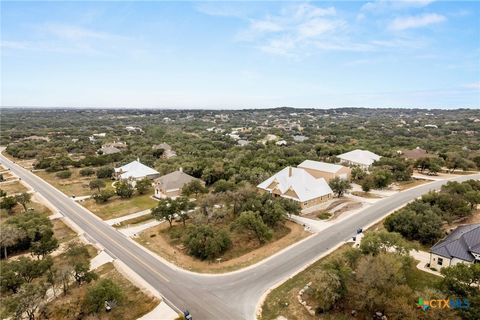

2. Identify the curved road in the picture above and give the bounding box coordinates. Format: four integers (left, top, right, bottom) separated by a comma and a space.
1, 153, 479, 319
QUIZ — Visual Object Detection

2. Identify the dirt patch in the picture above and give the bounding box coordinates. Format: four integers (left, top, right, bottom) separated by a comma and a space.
351, 191, 382, 198
0, 180, 28, 195
136, 220, 310, 273
52, 219, 77, 243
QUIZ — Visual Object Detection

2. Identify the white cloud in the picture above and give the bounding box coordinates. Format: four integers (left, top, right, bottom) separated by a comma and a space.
389, 13, 446, 31
361, 0, 435, 14
250, 19, 284, 33
297, 19, 344, 38
464, 82, 480, 90
43, 24, 113, 41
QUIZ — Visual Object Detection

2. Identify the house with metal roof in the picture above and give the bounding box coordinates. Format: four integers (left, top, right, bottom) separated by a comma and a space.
114, 160, 160, 182
336, 149, 381, 170
429, 224, 480, 271
298, 160, 351, 182
154, 169, 204, 199
257, 166, 333, 209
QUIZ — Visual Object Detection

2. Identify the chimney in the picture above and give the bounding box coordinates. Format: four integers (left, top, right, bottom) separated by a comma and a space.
179, 167, 183, 172
288, 167, 292, 177
137, 157, 140, 162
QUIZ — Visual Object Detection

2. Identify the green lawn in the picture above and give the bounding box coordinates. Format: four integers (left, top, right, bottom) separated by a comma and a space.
82, 193, 157, 220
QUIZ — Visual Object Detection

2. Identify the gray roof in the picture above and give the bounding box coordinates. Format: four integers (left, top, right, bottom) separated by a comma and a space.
430, 224, 480, 262
98, 146, 121, 155
155, 170, 202, 190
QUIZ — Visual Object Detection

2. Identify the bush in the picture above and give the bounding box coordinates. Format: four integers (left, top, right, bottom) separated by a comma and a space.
184, 225, 231, 260
115, 181, 134, 199
55, 170, 72, 179
84, 279, 123, 314
96, 166, 114, 179
92, 190, 115, 204
79, 168, 95, 176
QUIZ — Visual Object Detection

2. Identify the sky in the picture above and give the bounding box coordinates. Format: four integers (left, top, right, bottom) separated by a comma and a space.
1, 0, 479, 109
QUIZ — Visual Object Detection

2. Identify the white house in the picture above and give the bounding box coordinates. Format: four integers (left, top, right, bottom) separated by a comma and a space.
114, 160, 160, 183
336, 149, 381, 170
429, 224, 480, 271
257, 166, 333, 209
298, 160, 351, 182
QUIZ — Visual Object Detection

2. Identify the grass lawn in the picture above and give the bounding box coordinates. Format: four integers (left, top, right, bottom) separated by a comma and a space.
44, 262, 158, 320
0, 180, 28, 195
114, 214, 154, 228
82, 193, 157, 220
136, 220, 310, 273
0, 197, 52, 219
35, 168, 113, 197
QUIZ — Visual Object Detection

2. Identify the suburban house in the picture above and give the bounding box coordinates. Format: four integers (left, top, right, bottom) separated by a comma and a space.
429, 224, 480, 271
97, 145, 121, 155
114, 160, 160, 183
257, 166, 334, 209
154, 169, 204, 199
298, 160, 351, 182
399, 147, 434, 160
336, 149, 381, 170
152, 143, 177, 159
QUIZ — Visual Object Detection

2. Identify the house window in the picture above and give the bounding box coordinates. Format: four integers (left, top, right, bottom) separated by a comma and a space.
438, 257, 443, 266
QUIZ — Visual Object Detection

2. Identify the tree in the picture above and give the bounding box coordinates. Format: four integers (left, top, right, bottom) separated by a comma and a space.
151, 198, 177, 228
92, 189, 115, 203
79, 167, 95, 176
440, 263, 480, 297
0, 196, 18, 213
0, 261, 25, 293
176, 196, 194, 226
184, 225, 231, 260
182, 180, 207, 197
15, 192, 32, 212
65, 242, 97, 286
0, 224, 26, 259
89, 179, 106, 192
84, 279, 123, 314
312, 269, 342, 313
351, 166, 367, 181
328, 177, 351, 197
464, 190, 480, 210
115, 180, 134, 198
4, 282, 48, 320
135, 178, 151, 195
233, 211, 272, 244
212, 179, 236, 193
13, 256, 53, 283
360, 175, 375, 192
30, 229, 59, 259
56, 170, 72, 179
371, 169, 393, 188
96, 166, 114, 179
359, 231, 411, 256
6, 211, 54, 248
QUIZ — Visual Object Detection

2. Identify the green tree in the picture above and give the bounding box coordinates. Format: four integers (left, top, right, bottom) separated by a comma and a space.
0, 196, 18, 213
151, 198, 177, 228
92, 189, 115, 203
182, 180, 207, 197
360, 175, 375, 192
0, 261, 25, 293
96, 166, 114, 179
89, 179, 106, 192
56, 170, 72, 179
84, 279, 123, 314
14, 256, 53, 283
360, 231, 411, 256
233, 211, 272, 244
135, 178, 152, 195
176, 196, 194, 226
312, 269, 342, 313
79, 167, 95, 176
15, 192, 32, 212
4, 282, 48, 320
184, 225, 231, 260
65, 242, 97, 286
329, 177, 351, 197
30, 230, 59, 259
115, 180, 134, 199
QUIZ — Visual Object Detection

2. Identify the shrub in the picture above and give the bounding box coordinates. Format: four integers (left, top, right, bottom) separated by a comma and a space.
79, 168, 95, 176
56, 170, 72, 179
96, 166, 114, 179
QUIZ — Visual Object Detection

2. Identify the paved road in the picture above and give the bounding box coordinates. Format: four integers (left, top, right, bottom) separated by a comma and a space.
2, 153, 479, 320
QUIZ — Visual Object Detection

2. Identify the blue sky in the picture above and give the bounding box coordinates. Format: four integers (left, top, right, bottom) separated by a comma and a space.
1, 1, 479, 109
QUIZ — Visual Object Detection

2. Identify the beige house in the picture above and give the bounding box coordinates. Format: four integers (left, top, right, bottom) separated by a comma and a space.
298, 160, 351, 182
154, 169, 204, 199
257, 166, 333, 209
429, 224, 480, 271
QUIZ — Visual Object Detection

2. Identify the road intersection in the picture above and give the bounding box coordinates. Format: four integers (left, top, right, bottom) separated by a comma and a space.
1, 153, 479, 320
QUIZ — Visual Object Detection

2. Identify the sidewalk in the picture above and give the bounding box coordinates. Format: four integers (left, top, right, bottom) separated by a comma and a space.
118, 219, 163, 237
105, 209, 152, 225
